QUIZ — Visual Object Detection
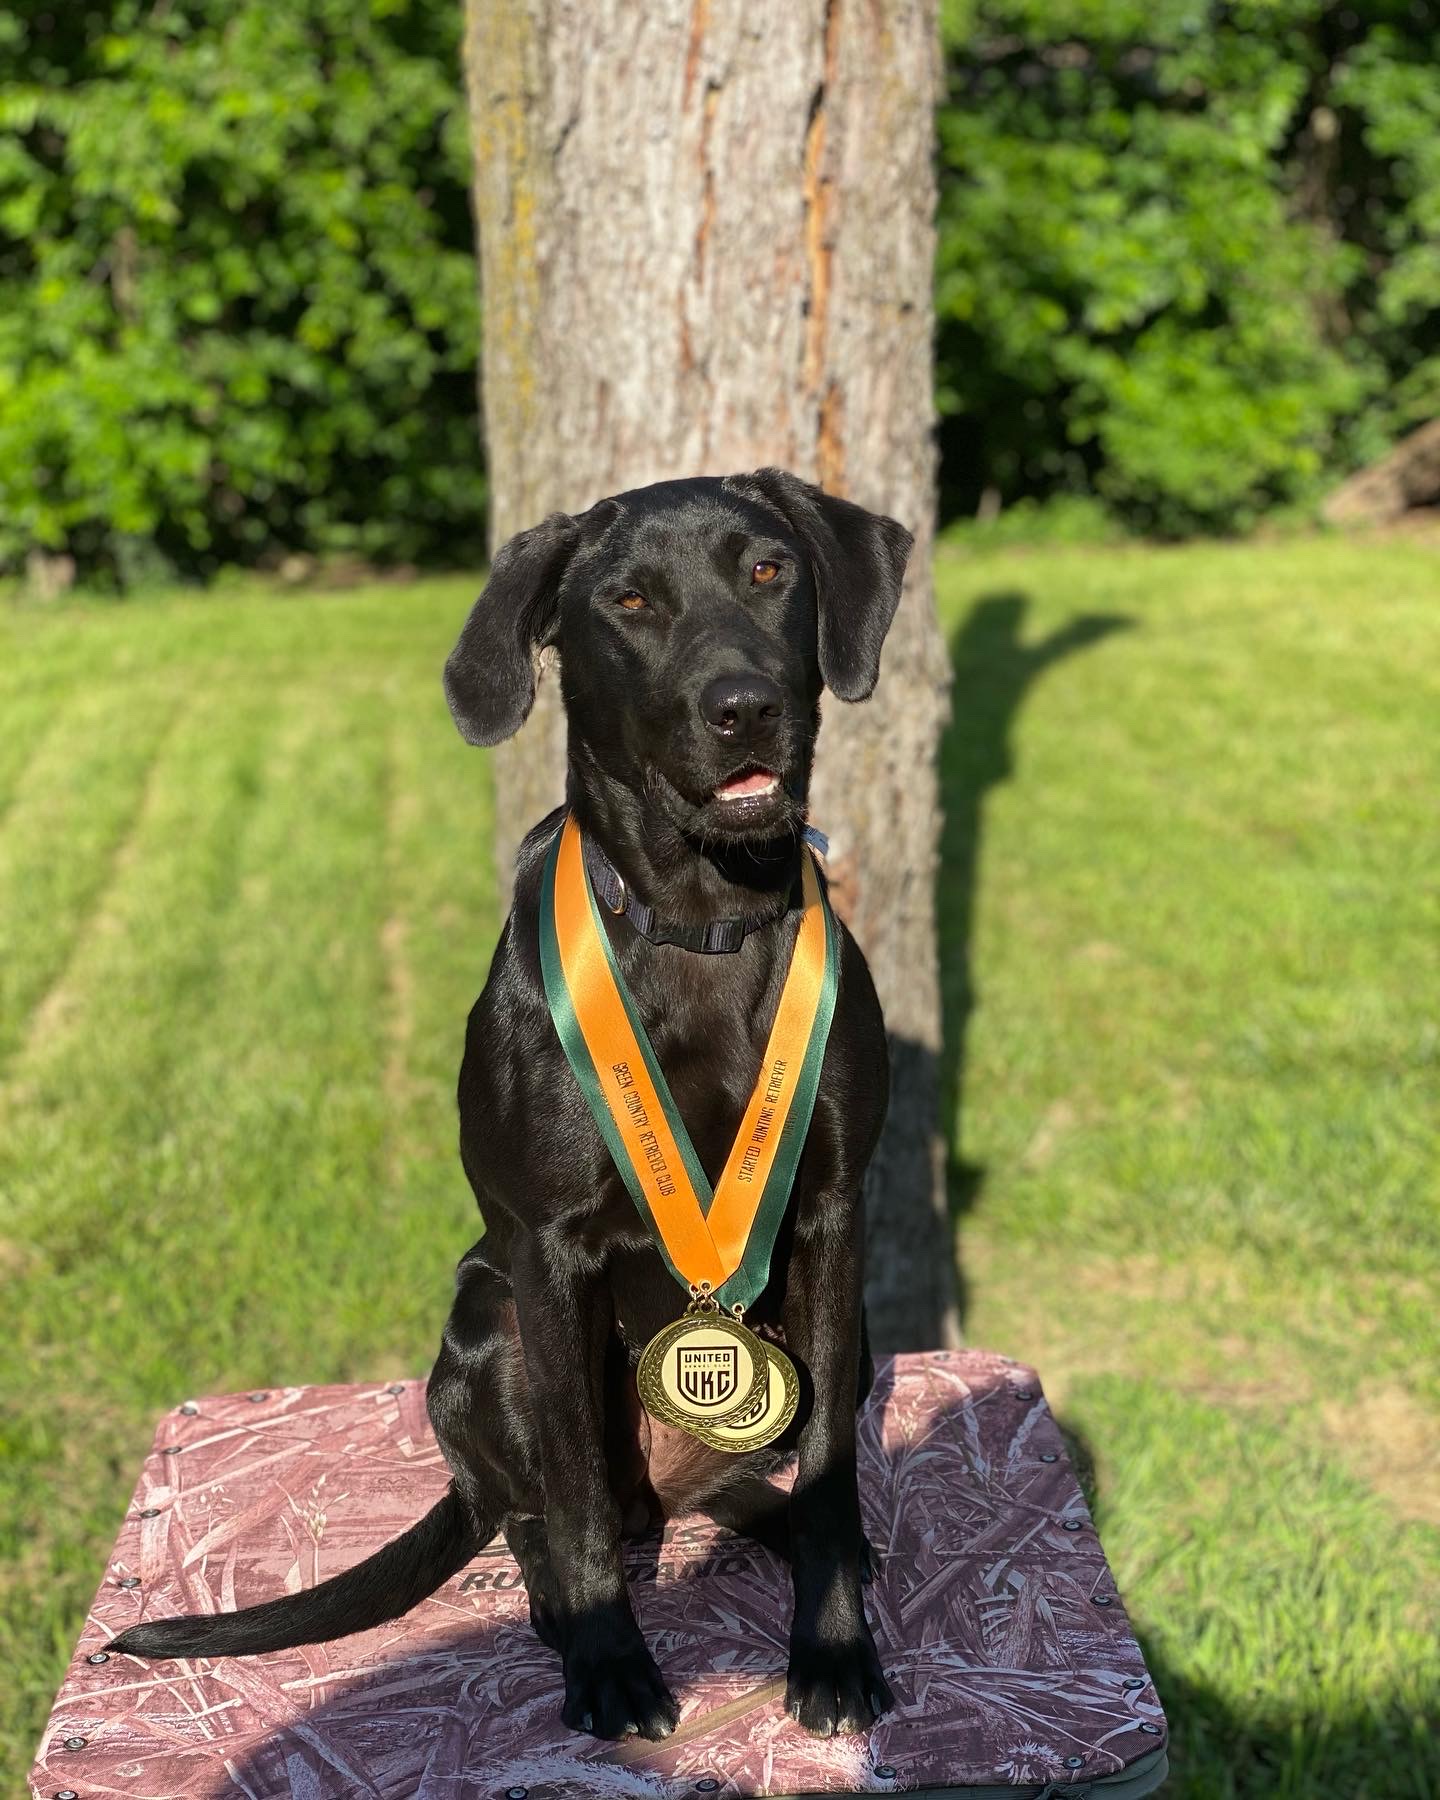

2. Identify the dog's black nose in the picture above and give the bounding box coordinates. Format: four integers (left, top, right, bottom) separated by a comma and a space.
699, 674, 786, 741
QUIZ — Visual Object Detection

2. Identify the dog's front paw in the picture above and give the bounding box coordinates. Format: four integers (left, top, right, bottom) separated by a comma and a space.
561, 1632, 679, 1741
785, 1623, 894, 1737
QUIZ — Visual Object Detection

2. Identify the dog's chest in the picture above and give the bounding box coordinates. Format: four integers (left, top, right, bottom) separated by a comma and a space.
621, 946, 786, 1179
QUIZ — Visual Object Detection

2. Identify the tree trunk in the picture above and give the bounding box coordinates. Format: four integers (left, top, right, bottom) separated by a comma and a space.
463, 0, 958, 1351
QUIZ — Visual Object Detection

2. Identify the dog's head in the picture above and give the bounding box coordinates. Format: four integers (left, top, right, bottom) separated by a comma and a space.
443, 470, 912, 842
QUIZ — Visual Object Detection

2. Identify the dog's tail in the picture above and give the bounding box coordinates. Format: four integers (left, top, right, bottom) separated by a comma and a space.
108, 1483, 486, 1661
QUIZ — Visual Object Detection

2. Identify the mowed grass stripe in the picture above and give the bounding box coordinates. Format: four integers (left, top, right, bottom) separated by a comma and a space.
0, 692, 280, 1227
0, 686, 178, 1064
158, 685, 398, 1375
0, 681, 430, 1780
0, 690, 286, 1358
0, 691, 62, 829
0, 688, 285, 1782
0, 588, 483, 1791
368, 681, 499, 1355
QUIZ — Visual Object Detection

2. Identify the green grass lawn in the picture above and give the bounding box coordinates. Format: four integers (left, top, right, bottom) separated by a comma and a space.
2, 539, 1437, 1795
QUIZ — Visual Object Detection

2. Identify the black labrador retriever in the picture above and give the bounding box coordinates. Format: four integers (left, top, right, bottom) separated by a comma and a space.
111, 468, 912, 1742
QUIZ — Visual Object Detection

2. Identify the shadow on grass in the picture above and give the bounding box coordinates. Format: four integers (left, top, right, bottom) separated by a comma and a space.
936, 591, 1134, 1329
1133, 1645, 1436, 1798
1058, 1416, 1439, 1795
957, 656, 1440, 1799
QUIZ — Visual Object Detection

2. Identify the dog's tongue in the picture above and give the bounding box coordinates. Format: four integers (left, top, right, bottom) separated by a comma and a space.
715, 769, 776, 800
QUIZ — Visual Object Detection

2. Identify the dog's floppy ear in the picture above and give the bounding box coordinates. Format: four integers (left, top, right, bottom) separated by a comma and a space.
727, 467, 913, 701
443, 512, 580, 745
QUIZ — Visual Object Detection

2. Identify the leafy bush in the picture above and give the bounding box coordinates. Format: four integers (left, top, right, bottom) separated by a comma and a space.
1330, 22, 1440, 444
937, 1, 1440, 535
5, 2, 1440, 573
0, 1, 480, 583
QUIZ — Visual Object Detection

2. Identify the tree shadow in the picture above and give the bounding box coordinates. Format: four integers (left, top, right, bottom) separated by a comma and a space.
1046, 1418, 1438, 1795
1129, 1643, 1436, 1798
924, 602, 1440, 1794
936, 592, 1134, 1330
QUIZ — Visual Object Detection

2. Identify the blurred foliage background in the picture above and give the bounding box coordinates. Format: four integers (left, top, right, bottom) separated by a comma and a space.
2, 0, 1439, 581
935, 0, 1440, 535
0, 0, 480, 584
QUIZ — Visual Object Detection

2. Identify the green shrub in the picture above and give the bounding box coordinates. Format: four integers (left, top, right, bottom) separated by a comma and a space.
6, 3, 1440, 571
0, 1, 480, 583
937, 1, 1438, 535
1331, 23, 1440, 443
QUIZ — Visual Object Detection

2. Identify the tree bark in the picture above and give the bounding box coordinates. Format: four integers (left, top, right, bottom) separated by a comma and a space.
463, 0, 958, 1351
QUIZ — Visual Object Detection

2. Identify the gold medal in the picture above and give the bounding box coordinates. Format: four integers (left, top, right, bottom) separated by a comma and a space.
637, 1307, 769, 1430
686, 1343, 800, 1454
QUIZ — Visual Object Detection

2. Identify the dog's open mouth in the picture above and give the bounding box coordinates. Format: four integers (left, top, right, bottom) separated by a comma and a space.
713, 766, 780, 803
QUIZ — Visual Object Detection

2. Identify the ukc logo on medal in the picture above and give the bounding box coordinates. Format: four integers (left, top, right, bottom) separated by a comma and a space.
675, 1343, 739, 1408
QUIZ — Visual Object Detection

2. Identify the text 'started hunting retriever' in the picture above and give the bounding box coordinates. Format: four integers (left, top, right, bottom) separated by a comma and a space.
110, 470, 914, 1742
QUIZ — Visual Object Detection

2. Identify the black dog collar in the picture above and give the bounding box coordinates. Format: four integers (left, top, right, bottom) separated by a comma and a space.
582, 829, 827, 955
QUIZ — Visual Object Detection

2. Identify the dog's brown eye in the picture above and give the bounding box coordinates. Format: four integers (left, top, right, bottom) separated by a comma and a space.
752, 560, 781, 585
617, 589, 647, 610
